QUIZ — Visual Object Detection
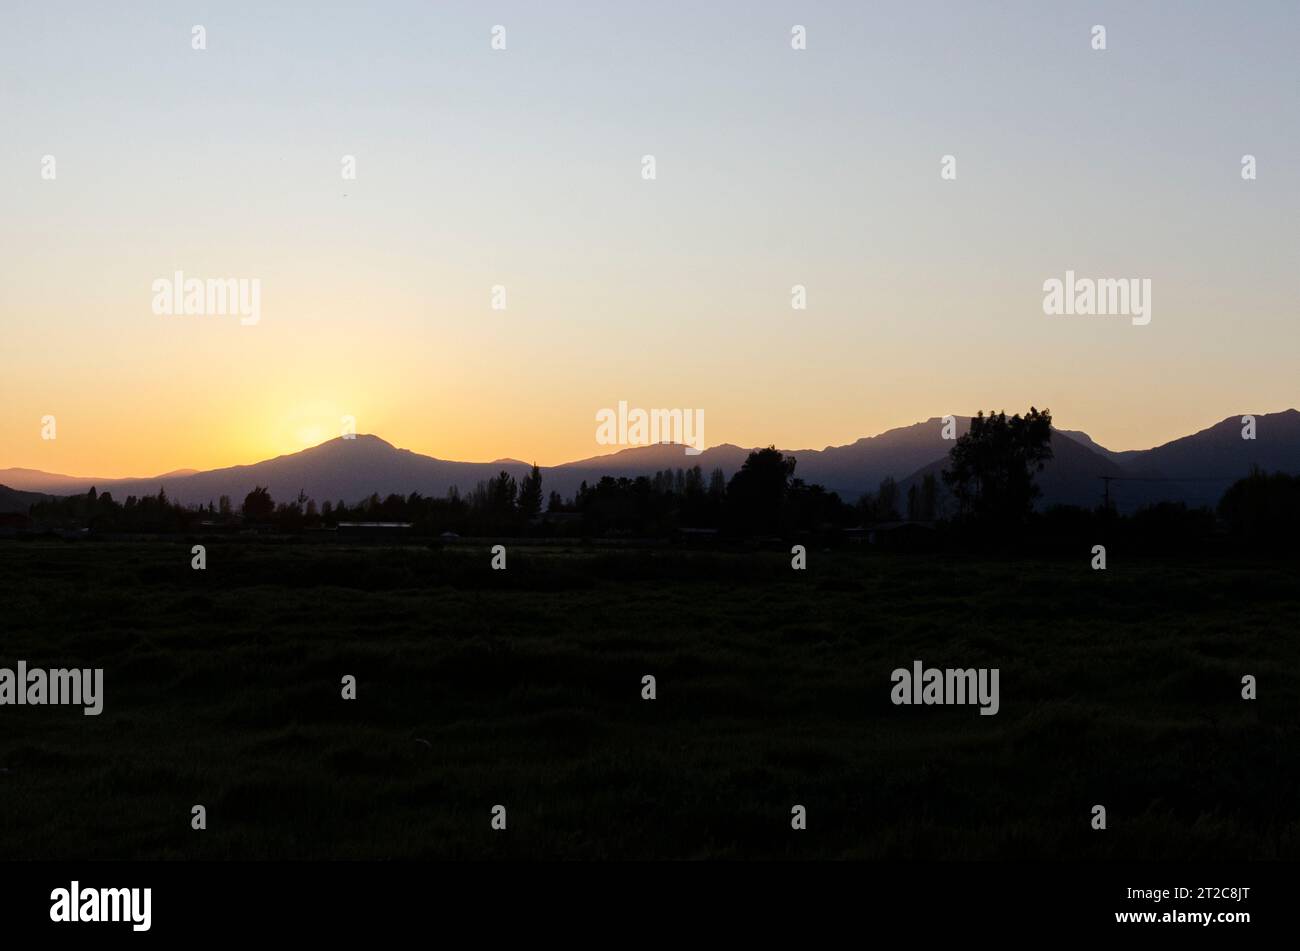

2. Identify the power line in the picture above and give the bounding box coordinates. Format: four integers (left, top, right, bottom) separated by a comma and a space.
1098, 474, 1230, 510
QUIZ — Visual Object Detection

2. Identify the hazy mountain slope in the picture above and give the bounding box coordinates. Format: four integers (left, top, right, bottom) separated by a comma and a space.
545, 443, 753, 499
885, 412, 1300, 514
1117, 410, 1300, 477
1055, 429, 1125, 464
1091, 410, 1300, 511
0, 484, 53, 514
549, 418, 979, 500
790, 417, 972, 496
2, 437, 534, 508
0, 468, 131, 493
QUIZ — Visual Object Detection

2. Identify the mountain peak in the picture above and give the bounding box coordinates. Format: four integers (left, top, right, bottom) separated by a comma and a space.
303, 433, 398, 454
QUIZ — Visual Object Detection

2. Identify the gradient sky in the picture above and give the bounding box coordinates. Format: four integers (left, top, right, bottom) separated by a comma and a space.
2, 1, 1297, 477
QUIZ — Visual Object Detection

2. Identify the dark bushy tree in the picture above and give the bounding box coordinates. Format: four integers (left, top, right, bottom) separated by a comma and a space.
518, 464, 543, 518
942, 407, 1053, 523
1218, 468, 1300, 546
726, 447, 796, 534
242, 486, 275, 521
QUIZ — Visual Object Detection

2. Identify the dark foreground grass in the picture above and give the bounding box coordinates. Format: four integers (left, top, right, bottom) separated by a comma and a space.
2, 539, 1298, 860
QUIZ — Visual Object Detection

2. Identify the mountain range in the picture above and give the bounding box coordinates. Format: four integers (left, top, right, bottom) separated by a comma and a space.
2, 410, 1298, 515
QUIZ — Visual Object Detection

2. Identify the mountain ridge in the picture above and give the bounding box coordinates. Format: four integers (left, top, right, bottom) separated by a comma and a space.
4, 410, 1297, 513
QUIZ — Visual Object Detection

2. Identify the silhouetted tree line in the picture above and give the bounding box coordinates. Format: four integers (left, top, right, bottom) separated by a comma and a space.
28, 486, 196, 533
564, 449, 856, 537
24, 453, 854, 538
1217, 467, 1300, 551
855, 473, 942, 523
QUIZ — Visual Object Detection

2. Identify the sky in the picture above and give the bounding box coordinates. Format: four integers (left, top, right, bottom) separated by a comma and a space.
2, 1, 1297, 477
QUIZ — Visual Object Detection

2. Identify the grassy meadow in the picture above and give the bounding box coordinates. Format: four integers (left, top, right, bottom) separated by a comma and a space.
2, 538, 1298, 860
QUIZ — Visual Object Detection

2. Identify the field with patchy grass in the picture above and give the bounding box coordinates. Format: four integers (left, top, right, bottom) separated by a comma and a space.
2, 539, 1297, 860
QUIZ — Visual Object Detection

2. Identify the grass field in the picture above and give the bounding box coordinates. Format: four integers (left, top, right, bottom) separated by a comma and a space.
2, 539, 1298, 860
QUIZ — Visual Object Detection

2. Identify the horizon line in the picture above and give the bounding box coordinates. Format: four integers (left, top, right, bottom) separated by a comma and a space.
5, 408, 1298, 483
